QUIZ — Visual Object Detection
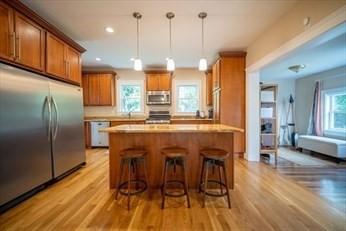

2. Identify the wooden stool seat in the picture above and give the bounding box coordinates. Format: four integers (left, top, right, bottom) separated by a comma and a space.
161, 147, 187, 158
120, 148, 147, 158
200, 148, 229, 159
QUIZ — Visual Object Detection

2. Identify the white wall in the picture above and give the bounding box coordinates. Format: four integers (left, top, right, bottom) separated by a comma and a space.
295, 65, 346, 135
84, 68, 209, 117
260, 78, 296, 145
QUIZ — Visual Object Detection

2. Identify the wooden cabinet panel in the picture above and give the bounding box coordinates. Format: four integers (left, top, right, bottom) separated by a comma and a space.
88, 74, 100, 105
82, 75, 89, 105
84, 121, 91, 148
46, 33, 66, 77
206, 71, 213, 106
170, 120, 212, 124
110, 120, 145, 126
14, 12, 44, 71
0, 2, 14, 60
159, 73, 171, 91
146, 74, 159, 91
66, 46, 81, 84
98, 74, 114, 106
212, 53, 246, 154
82, 72, 116, 106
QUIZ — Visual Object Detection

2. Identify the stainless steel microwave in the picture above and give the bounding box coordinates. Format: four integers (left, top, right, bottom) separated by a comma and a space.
147, 91, 171, 105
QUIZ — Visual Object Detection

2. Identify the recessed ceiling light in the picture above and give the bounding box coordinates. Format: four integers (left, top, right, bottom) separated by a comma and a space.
104, 26, 114, 33
96, 57, 101, 61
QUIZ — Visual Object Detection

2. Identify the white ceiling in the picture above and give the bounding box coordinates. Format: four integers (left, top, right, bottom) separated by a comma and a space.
260, 22, 346, 81
22, 0, 297, 69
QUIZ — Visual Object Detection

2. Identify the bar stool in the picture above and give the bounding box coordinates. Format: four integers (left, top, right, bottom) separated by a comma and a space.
161, 147, 191, 209
115, 148, 149, 210
198, 148, 231, 208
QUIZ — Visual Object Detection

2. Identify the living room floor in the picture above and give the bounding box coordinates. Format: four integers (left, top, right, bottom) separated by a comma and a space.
265, 147, 346, 213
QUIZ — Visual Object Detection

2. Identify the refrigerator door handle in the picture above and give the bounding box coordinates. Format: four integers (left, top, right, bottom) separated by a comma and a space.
43, 96, 52, 141
51, 96, 59, 140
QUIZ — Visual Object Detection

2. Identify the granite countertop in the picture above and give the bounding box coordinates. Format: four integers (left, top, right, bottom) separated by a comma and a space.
100, 124, 244, 133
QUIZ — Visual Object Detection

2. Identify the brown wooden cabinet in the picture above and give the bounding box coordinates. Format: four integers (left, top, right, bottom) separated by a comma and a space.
46, 32, 82, 84
145, 72, 171, 91
0, 1, 14, 60
83, 71, 116, 106
206, 70, 213, 106
0, 0, 85, 85
212, 52, 246, 154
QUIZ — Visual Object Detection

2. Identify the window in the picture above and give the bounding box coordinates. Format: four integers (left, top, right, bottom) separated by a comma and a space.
117, 80, 144, 113
174, 80, 201, 114
323, 88, 346, 136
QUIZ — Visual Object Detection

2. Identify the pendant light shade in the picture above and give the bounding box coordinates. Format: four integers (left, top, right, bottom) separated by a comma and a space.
133, 12, 142, 71
134, 58, 142, 71
166, 12, 175, 71
166, 58, 175, 71
198, 58, 207, 71
198, 12, 207, 71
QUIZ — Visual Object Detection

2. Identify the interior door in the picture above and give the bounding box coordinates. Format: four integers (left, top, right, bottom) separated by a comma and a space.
49, 80, 85, 178
14, 11, 44, 71
0, 63, 52, 206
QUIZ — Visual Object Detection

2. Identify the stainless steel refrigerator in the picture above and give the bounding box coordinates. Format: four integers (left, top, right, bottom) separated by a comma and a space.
0, 63, 85, 209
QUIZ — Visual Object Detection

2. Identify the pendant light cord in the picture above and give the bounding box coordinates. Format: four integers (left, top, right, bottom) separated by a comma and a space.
169, 18, 172, 57
136, 17, 139, 58
201, 17, 204, 57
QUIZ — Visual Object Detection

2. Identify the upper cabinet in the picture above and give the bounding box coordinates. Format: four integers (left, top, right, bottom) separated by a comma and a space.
0, 0, 85, 85
46, 33, 82, 83
0, 2, 14, 60
206, 70, 213, 106
82, 71, 116, 106
145, 71, 172, 91
14, 11, 45, 71
212, 59, 220, 90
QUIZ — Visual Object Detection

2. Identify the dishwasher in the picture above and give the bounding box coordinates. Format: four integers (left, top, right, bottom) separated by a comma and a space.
91, 121, 110, 147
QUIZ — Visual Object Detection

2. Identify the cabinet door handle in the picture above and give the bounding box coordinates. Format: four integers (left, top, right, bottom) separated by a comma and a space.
15, 36, 20, 61
9, 32, 16, 58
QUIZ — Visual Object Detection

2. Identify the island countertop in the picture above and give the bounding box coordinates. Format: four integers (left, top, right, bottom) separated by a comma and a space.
100, 124, 244, 133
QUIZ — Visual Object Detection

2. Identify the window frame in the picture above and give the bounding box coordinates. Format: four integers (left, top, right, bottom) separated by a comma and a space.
322, 87, 346, 138
116, 79, 145, 114
173, 79, 202, 115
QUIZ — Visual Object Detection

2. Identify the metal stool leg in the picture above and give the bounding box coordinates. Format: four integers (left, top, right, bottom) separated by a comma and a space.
198, 157, 205, 193
127, 159, 132, 211
115, 159, 124, 200
161, 159, 168, 209
202, 160, 209, 208
218, 165, 223, 194
182, 157, 190, 208
222, 161, 231, 209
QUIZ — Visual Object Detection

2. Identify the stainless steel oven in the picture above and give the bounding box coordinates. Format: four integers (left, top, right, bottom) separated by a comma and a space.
146, 91, 171, 105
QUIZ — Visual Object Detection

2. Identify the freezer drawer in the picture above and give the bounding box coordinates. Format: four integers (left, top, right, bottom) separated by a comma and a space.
91, 122, 110, 147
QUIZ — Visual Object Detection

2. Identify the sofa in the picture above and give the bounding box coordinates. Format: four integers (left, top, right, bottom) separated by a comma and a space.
298, 135, 346, 159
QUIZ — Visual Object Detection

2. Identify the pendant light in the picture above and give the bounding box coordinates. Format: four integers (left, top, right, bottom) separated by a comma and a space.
198, 12, 207, 71
166, 12, 175, 71
133, 12, 142, 71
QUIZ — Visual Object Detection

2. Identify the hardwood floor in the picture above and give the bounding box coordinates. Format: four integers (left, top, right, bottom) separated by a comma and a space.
0, 148, 345, 231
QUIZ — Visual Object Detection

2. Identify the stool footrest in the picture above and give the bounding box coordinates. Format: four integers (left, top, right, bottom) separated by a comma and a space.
199, 180, 228, 197
161, 180, 187, 197
118, 179, 147, 196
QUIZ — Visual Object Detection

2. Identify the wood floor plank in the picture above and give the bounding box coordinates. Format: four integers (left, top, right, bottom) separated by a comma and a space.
0, 148, 345, 231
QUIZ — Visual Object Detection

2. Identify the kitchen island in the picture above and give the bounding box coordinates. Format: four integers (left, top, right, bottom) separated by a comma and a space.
101, 124, 244, 190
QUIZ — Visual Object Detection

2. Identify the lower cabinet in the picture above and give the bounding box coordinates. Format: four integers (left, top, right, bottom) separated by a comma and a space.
170, 120, 212, 124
